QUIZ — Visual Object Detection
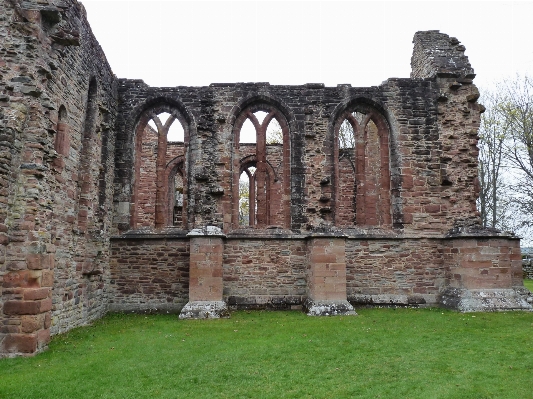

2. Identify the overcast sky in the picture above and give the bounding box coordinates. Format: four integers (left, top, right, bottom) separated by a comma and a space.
79, 0, 533, 90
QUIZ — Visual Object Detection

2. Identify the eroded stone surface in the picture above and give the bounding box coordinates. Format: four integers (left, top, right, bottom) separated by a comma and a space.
178, 301, 230, 319
441, 288, 532, 312
303, 299, 357, 316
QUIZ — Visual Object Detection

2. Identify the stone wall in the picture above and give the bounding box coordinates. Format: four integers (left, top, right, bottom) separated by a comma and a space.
346, 238, 445, 305
0, 0, 117, 355
223, 235, 307, 308
109, 234, 189, 313
0, 0, 530, 357
523, 259, 533, 280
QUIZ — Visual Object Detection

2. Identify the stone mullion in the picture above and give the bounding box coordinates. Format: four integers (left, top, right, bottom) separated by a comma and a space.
332, 119, 341, 226
281, 120, 291, 228
249, 172, 256, 226
255, 120, 268, 227
130, 118, 149, 229
379, 124, 392, 226
155, 124, 169, 228
355, 121, 366, 225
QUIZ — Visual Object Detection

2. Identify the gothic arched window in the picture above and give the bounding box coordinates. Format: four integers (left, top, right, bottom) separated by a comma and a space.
132, 107, 188, 229
233, 106, 290, 229
334, 106, 391, 227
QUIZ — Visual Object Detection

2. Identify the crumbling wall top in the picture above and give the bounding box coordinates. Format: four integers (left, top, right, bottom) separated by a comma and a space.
411, 30, 475, 80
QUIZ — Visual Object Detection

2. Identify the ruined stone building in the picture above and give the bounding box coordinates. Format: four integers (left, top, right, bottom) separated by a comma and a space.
1, 0, 531, 357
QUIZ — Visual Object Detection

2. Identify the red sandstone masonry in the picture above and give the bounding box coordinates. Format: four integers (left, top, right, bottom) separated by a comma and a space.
109, 238, 189, 311
345, 239, 446, 298
223, 238, 307, 306
189, 237, 224, 302
307, 238, 348, 301
444, 237, 520, 290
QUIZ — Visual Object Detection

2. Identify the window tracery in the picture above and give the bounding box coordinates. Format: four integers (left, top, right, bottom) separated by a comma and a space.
233, 106, 290, 229
132, 106, 188, 229
334, 107, 391, 227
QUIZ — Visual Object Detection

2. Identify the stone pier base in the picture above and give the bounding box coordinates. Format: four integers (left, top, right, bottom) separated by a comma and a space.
179, 227, 228, 320
442, 236, 532, 312
440, 288, 533, 312
305, 236, 357, 317
303, 299, 356, 316
178, 301, 230, 319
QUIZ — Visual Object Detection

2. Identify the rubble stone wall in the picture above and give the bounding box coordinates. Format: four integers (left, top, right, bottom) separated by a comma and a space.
223, 236, 308, 308
346, 238, 446, 305
0, 0, 117, 355
109, 236, 189, 313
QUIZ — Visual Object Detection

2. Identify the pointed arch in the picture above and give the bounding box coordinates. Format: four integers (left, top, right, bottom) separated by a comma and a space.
230, 99, 292, 229
331, 99, 398, 228
130, 100, 192, 229
54, 105, 69, 156
77, 77, 99, 233
165, 155, 187, 227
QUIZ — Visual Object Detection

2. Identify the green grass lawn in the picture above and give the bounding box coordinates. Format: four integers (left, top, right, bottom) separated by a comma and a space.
524, 279, 533, 292
1, 308, 532, 399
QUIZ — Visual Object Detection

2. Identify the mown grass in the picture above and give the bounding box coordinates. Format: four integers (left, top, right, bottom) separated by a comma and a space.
1, 308, 532, 399
524, 279, 533, 292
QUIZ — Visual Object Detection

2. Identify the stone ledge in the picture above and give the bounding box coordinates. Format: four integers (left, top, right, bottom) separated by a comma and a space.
178, 301, 230, 319
108, 302, 186, 314
187, 226, 226, 237
440, 288, 533, 312
226, 295, 304, 310
111, 227, 189, 239
348, 294, 437, 307
303, 299, 357, 316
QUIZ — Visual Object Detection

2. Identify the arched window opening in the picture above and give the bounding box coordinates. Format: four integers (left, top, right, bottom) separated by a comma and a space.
266, 118, 282, 144
240, 118, 256, 143
167, 122, 184, 142
77, 78, 99, 234
254, 111, 268, 124
132, 107, 189, 229
338, 119, 354, 150
239, 167, 257, 226
172, 171, 184, 226
157, 112, 172, 125
334, 107, 391, 228
54, 105, 69, 156
233, 105, 290, 229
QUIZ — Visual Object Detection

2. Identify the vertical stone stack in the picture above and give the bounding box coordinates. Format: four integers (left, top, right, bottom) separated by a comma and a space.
1, 0, 117, 356
441, 236, 529, 311
179, 227, 228, 319
2, 245, 54, 355
304, 236, 356, 316
409, 30, 530, 310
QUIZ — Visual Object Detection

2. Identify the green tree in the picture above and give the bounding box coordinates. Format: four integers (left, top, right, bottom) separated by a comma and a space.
477, 89, 509, 228
338, 119, 355, 149
239, 174, 249, 225
498, 75, 533, 225
477, 75, 533, 243
266, 118, 283, 144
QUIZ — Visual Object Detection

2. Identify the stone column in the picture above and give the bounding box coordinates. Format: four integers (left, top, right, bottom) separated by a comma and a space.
304, 236, 356, 316
179, 227, 229, 319
1, 241, 54, 357
441, 235, 532, 311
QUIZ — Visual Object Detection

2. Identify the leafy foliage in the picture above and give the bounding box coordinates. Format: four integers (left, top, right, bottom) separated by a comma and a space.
266, 118, 283, 144
478, 75, 533, 243
339, 119, 355, 149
